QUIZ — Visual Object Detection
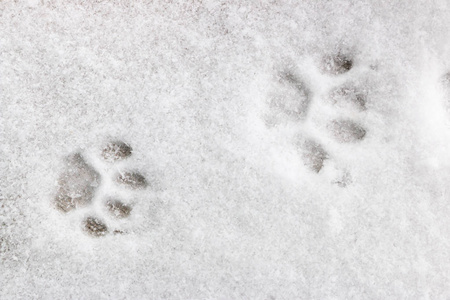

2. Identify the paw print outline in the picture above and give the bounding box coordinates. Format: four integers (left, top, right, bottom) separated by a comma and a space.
266, 49, 368, 185
54, 140, 148, 237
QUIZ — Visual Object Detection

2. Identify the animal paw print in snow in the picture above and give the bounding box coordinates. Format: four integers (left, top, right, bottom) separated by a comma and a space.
267, 50, 367, 185
54, 141, 147, 237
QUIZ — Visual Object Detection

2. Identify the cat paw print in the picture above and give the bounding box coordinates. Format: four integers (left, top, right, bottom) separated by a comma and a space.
54, 141, 148, 237
265, 50, 368, 186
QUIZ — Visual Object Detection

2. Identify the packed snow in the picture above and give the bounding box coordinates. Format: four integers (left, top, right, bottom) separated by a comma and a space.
2, 0, 450, 299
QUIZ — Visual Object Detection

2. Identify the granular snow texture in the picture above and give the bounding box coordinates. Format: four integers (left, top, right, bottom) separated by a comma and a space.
2, 0, 450, 299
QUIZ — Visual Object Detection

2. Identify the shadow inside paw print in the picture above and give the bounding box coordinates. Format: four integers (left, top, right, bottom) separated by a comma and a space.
328, 85, 367, 111
267, 71, 311, 125
440, 72, 450, 113
328, 119, 366, 143
321, 52, 353, 75
106, 199, 132, 218
54, 140, 148, 237
116, 172, 148, 189
102, 141, 133, 162
298, 138, 329, 173
55, 153, 100, 212
441, 72, 450, 85
84, 216, 108, 237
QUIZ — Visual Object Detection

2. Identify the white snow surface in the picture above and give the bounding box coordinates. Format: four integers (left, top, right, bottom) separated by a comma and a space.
2, 0, 450, 299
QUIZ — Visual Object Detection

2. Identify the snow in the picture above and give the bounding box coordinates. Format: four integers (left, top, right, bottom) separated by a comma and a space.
2, 0, 450, 298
